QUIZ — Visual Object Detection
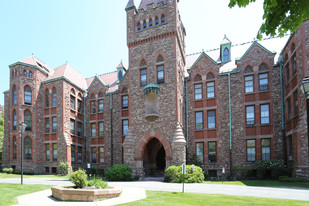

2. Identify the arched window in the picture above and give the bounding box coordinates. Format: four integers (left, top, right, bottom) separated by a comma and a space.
70, 89, 76, 110
24, 136, 32, 160
155, 16, 159, 25
11, 70, 14, 78
137, 23, 141, 31
45, 89, 49, 108
24, 70, 27, 77
207, 72, 215, 80
24, 85, 32, 105
140, 59, 147, 67
161, 15, 165, 24
24, 110, 32, 131
194, 74, 202, 82
13, 136, 17, 159
156, 55, 165, 84
29, 71, 32, 78
156, 55, 164, 63
12, 110, 17, 130
118, 70, 123, 81
52, 87, 57, 107
244, 66, 253, 73
143, 20, 147, 29
149, 19, 153, 27
13, 85, 17, 105
98, 93, 104, 113
259, 62, 269, 71
223, 48, 230, 62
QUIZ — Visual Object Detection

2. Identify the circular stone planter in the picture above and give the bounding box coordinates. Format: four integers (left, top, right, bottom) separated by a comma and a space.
51, 186, 122, 202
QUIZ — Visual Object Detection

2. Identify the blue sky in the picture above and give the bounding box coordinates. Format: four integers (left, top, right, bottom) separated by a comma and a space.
0, 0, 264, 105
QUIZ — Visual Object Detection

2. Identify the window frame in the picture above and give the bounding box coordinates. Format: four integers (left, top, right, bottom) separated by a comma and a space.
244, 75, 254, 93
24, 86, 32, 105
45, 118, 50, 133
206, 81, 215, 98
91, 147, 96, 163
293, 90, 298, 116
195, 142, 204, 163
70, 95, 76, 110
52, 143, 57, 161
70, 119, 76, 135
140, 68, 147, 87
261, 138, 271, 160
77, 121, 82, 137
259, 73, 269, 91
195, 111, 203, 130
52, 117, 57, 133
45, 144, 50, 161
260, 104, 270, 125
246, 139, 256, 162
24, 110, 32, 131
157, 65, 164, 84
122, 119, 128, 136
194, 83, 202, 100
24, 136, 32, 160
99, 147, 104, 163
78, 146, 82, 163
71, 145, 75, 162
99, 122, 104, 137
207, 110, 216, 129
208, 141, 217, 163
245, 105, 255, 126
98, 99, 104, 113
122, 95, 128, 109
91, 123, 96, 137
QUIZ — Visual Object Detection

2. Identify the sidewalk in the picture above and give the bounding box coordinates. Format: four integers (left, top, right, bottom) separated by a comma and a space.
13, 187, 146, 206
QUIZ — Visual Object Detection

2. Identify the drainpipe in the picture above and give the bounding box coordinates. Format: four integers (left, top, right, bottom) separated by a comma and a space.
83, 91, 87, 166
279, 55, 287, 164
110, 93, 113, 166
185, 77, 189, 148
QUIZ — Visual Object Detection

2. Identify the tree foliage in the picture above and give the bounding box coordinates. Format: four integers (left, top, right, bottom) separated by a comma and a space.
229, 0, 309, 38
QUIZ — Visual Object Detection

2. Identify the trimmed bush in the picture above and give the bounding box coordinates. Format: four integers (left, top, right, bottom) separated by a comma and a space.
279, 176, 306, 182
12, 170, 34, 175
3, 168, 13, 174
105, 164, 132, 181
87, 179, 108, 189
70, 169, 87, 188
255, 160, 285, 179
58, 161, 71, 175
165, 165, 204, 183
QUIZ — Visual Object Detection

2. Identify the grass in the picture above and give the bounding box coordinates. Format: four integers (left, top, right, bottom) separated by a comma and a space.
0, 183, 51, 206
121, 191, 309, 206
0, 173, 69, 180
203, 180, 309, 189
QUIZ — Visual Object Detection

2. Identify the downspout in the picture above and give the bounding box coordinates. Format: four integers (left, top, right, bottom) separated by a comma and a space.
185, 78, 188, 148
279, 55, 287, 164
83, 91, 87, 165
110, 93, 113, 166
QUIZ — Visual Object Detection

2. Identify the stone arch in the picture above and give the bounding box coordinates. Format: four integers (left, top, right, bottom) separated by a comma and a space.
206, 72, 215, 80
139, 57, 148, 67
244, 65, 253, 73
194, 74, 202, 82
259, 62, 269, 71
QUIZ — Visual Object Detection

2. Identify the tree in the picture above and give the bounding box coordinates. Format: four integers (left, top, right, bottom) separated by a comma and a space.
229, 0, 309, 39
0, 111, 4, 165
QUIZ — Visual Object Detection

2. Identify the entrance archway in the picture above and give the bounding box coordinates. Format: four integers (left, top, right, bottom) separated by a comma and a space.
143, 138, 166, 176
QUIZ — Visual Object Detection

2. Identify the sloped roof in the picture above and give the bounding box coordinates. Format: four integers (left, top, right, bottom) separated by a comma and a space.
186, 35, 290, 73
44, 63, 87, 91
138, 0, 166, 10
125, 0, 136, 10
12, 56, 53, 75
86, 71, 119, 93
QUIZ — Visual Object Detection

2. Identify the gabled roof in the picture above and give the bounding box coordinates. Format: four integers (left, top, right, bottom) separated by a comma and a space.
185, 35, 290, 73
9, 56, 53, 75
44, 63, 87, 91
187, 52, 218, 71
86, 71, 118, 93
221, 35, 231, 45
138, 0, 167, 10
125, 0, 136, 11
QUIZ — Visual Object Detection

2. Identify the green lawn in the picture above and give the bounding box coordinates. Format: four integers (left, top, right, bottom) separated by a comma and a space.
0, 173, 69, 180
121, 191, 309, 206
203, 180, 309, 189
0, 183, 51, 206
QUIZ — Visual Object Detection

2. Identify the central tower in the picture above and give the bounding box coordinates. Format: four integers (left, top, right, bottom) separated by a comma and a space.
122, 0, 187, 176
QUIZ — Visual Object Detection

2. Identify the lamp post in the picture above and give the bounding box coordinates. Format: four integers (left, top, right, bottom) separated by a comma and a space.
19, 122, 27, 185
300, 77, 309, 152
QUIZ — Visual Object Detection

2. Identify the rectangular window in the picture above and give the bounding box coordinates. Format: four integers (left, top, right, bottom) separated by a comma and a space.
195, 142, 204, 163
259, 73, 268, 91
52, 143, 57, 161
194, 83, 202, 100
157, 65, 164, 84
206, 82, 215, 98
122, 95, 128, 109
260, 104, 270, 124
78, 146, 82, 163
122, 119, 128, 136
52, 117, 57, 133
45, 144, 50, 161
247, 140, 256, 162
99, 147, 104, 163
91, 101, 96, 114
294, 90, 298, 115
140, 69, 147, 87
52, 92, 57, 107
24, 91, 32, 104
77, 122, 82, 136
246, 105, 255, 125
286, 63, 290, 83
70, 119, 75, 135
77, 99, 82, 113
91, 147, 96, 163
287, 97, 291, 120
208, 141, 217, 163
45, 118, 50, 133
99, 122, 104, 137
207, 110, 216, 129
261, 139, 271, 160
245, 75, 254, 93
91, 123, 96, 137
288, 135, 293, 159
70, 95, 75, 110
98, 99, 104, 113
292, 55, 297, 76
195, 111, 203, 130
71, 146, 75, 162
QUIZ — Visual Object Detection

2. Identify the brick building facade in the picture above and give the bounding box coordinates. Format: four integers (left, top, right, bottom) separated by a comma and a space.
2, 0, 309, 178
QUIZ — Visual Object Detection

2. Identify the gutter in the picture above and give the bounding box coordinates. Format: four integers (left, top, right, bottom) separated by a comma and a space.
185, 77, 189, 148
83, 91, 87, 165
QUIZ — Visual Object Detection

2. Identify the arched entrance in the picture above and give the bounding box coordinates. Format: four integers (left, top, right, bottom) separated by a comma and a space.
143, 138, 166, 177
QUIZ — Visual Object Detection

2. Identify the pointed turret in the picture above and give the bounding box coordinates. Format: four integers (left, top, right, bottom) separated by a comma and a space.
125, 0, 137, 11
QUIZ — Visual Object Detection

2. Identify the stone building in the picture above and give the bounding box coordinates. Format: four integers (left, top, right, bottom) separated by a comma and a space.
2, 0, 309, 178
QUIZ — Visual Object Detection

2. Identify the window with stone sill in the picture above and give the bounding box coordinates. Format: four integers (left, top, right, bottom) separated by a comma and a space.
206, 81, 215, 98
245, 75, 254, 93
53, 143, 57, 161
294, 90, 298, 116
161, 15, 165, 24
155, 16, 159, 25
208, 141, 217, 163
77, 99, 82, 113
24, 136, 32, 160
70, 119, 75, 135
194, 83, 202, 100
137, 23, 141, 31
24, 85, 32, 105
259, 73, 269, 91
70, 95, 75, 110
91, 100, 96, 114
91, 147, 96, 163
292, 54, 297, 76
77, 122, 82, 137
45, 144, 50, 161
52, 117, 57, 133
149, 19, 153, 27
13, 136, 17, 160
71, 146, 75, 162
78, 146, 82, 163
207, 110, 216, 129
143, 20, 147, 29
29, 71, 32, 78
91, 123, 96, 137
285, 63, 290, 84
195, 142, 204, 163
122, 95, 128, 109
260, 104, 270, 125
195, 111, 203, 130
99, 122, 104, 137
140, 68, 147, 87
13, 86, 17, 105
45, 118, 50, 133
45, 89, 49, 108
157, 65, 164, 84
24, 110, 32, 131
122, 119, 128, 136
12, 110, 17, 130
52, 88, 57, 107
99, 147, 104, 163
261, 138, 271, 161
98, 99, 103, 113
246, 105, 255, 125
24, 70, 27, 77
247, 139, 256, 162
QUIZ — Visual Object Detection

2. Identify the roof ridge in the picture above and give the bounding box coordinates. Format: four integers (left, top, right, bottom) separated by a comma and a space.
87, 70, 117, 80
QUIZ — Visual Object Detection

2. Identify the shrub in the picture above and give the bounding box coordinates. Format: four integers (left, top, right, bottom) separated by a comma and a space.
279, 176, 306, 182
87, 179, 108, 189
3, 168, 13, 174
70, 169, 87, 188
58, 161, 71, 175
165, 165, 204, 183
105, 164, 132, 181
255, 160, 285, 179
187, 154, 202, 167
12, 170, 34, 175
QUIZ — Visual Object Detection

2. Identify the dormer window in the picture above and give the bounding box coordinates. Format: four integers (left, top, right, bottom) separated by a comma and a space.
29, 71, 32, 78
24, 70, 27, 77
155, 17, 159, 25
118, 70, 123, 81
223, 48, 230, 62
149, 19, 153, 27
137, 23, 141, 31
161, 15, 165, 24
143, 21, 147, 29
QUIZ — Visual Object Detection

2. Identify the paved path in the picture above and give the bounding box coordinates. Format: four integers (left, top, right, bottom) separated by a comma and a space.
1, 178, 309, 205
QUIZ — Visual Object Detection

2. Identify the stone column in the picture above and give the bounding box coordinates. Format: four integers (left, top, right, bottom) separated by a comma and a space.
171, 122, 186, 165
